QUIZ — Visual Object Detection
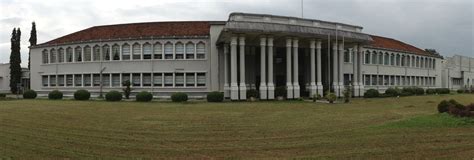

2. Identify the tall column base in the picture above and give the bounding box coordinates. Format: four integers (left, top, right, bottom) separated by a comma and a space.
309, 82, 317, 98
353, 84, 360, 97
338, 84, 345, 97
293, 83, 300, 98
333, 83, 340, 97
239, 83, 247, 100
359, 83, 365, 97
267, 83, 275, 100
259, 84, 267, 100
286, 83, 294, 99
224, 83, 230, 98
316, 82, 323, 97
230, 84, 239, 100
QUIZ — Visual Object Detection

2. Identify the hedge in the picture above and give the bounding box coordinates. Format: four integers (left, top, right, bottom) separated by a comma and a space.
23, 90, 37, 99
171, 92, 188, 102
207, 91, 224, 102
48, 90, 63, 100
74, 89, 91, 100
105, 90, 123, 101
136, 91, 153, 102
364, 89, 380, 98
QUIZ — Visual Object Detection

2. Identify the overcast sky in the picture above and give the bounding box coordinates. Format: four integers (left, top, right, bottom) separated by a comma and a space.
1, 0, 472, 67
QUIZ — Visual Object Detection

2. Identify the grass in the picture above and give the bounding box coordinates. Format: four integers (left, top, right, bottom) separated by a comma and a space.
0, 94, 473, 159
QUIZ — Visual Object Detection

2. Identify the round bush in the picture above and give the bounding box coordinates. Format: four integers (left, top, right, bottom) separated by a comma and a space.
246, 89, 258, 99
384, 88, 401, 97
105, 90, 123, 101
426, 89, 436, 95
48, 90, 63, 100
171, 92, 188, 102
0, 93, 6, 98
437, 100, 450, 113
136, 91, 153, 102
325, 92, 337, 103
74, 89, 90, 100
364, 89, 380, 98
207, 91, 224, 102
414, 87, 425, 95
436, 88, 450, 94
457, 89, 464, 94
23, 90, 37, 99
401, 87, 414, 96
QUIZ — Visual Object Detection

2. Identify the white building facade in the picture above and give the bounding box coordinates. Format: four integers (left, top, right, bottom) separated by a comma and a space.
29, 13, 469, 99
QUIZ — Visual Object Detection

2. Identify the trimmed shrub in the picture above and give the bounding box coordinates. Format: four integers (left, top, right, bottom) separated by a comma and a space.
105, 90, 122, 101
23, 90, 37, 99
0, 93, 6, 98
414, 87, 425, 95
207, 91, 224, 102
426, 89, 436, 95
246, 89, 258, 99
74, 89, 90, 100
325, 92, 336, 103
437, 100, 450, 113
435, 88, 450, 94
364, 89, 380, 98
466, 103, 474, 112
48, 90, 63, 100
457, 89, 464, 94
136, 91, 153, 102
171, 92, 188, 102
385, 87, 401, 97
275, 86, 287, 98
401, 87, 415, 96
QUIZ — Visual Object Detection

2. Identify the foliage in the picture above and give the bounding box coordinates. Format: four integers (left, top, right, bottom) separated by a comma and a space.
0, 93, 6, 98
426, 89, 436, 95
275, 86, 287, 98
385, 87, 401, 97
207, 91, 224, 102
9, 28, 22, 94
325, 92, 336, 103
105, 90, 123, 101
136, 91, 153, 102
22, 90, 37, 99
246, 89, 258, 99
414, 87, 425, 95
48, 90, 63, 100
437, 100, 451, 113
74, 89, 91, 100
457, 89, 464, 94
122, 80, 132, 99
438, 99, 473, 117
435, 88, 450, 94
171, 92, 188, 102
401, 87, 415, 96
364, 89, 380, 98
28, 22, 37, 70
343, 86, 351, 103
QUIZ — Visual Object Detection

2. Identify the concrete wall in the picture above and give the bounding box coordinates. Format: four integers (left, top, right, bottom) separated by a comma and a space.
0, 63, 10, 93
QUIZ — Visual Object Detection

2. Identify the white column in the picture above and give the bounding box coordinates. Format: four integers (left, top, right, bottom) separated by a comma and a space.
358, 46, 365, 95
316, 40, 323, 97
332, 42, 339, 96
338, 43, 344, 97
286, 38, 293, 99
267, 37, 275, 100
293, 38, 300, 98
230, 36, 239, 100
309, 40, 317, 97
239, 36, 247, 100
223, 44, 230, 98
353, 44, 360, 97
259, 36, 267, 99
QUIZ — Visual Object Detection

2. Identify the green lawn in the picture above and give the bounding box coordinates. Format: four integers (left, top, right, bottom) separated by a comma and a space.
0, 94, 473, 159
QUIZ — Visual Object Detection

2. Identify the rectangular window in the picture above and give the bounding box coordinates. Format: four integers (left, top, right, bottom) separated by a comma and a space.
186, 43, 195, 59
143, 44, 152, 59
196, 43, 206, 59
58, 75, 64, 86
186, 73, 195, 87
371, 75, 377, 85
50, 76, 56, 86
390, 76, 395, 86
66, 75, 73, 86
364, 52, 370, 64
153, 44, 162, 59
371, 53, 377, 64
343, 74, 352, 85
50, 50, 56, 63
112, 74, 120, 87
344, 50, 350, 63
396, 76, 400, 85
164, 73, 173, 86
365, 75, 370, 85
122, 45, 130, 60
102, 74, 110, 87
93, 74, 100, 86
84, 74, 91, 86
122, 74, 130, 84
42, 75, 48, 87
378, 75, 383, 85
75, 74, 82, 86
197, 73, 206, 86
132, 73, 141, 87
143, 73, 151, 86
175, 73, 184, 87
384, 76, 389, 86
153, 73, 163, 86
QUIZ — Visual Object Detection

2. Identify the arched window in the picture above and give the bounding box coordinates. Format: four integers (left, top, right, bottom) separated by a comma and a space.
122, 44, 130, 60
378, 52, 383, 65
396, 54, 400, 66
364, 51, 370, 64
384, 53, 389, 65
58, 48, 64, 63
371, 51, 377, 64
93, 46, 100, 61
196, 42, 206, 59
153, 43, 162, 59
75, 46, 82, 62
66, 47, 73, 62
50, 49, 56, 63
390, 54, 395, 66
112, 44, 120, 60
143, 43, 152, 59
175, 42, 184, 59
432, 59, 436, 69
84, 46, 91, 61
420, 57, 425, 68
406, 55, 410, 67
102, 45, 110, 61
401, 55, 405, 66
42, 49, 49, 64
416, 57, 420, 67
132, 43, 141, 60
186, 42, 195, 59
164, 42, 173, 59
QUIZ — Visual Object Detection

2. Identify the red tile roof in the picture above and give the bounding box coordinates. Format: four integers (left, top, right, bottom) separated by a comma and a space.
40, 21, 211, 45
368, 35, 435, 57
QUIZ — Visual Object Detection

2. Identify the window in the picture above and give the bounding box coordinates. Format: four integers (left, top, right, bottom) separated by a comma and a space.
132, 73, 140, 87
153, 73, 162, 86
384, 76, 389, 86
432, 59, 436, 69
102, 74, 110, 87
42, 75, 48, 87
66, 48, 73, 62
112, 74, 120, 87
132, 43, 141, 60
49, 76, 56, 87
197, 73, 206, 86
364, 75, 370, 85
42, 50, 49, 64
66, 75, 73, 86
425, 58, 429, 68
364, 51, 370, 64
75, 47, 82, 62
58, 75, 64, 86
112, 45, 120, 60
407, 56, 410, 67
390, 54, 395, 66
421, 57, 425, 68
196, 42, 206, 59
186, 42, 195, 59
153, 43, 162, 59
84, 74, 91, 86
378, 75, 383, 85
102, 45, 110, 61
396, 54, 400, 66
84, 46, 91, 61
122, 44, 130, 60
371, 52, 377, 64
50, 49, 57, 63
343, 74, 352, 85
164, 73, 173, 86
75, 74, 82, 86
344, 49, 350, 63
93, 46, 101, 61
175, 42, 184, 59
416, 57, 420, 67
164, 43, 173, 59
396, 76, 400, 85
122, 73, 130, 84
384, 53, 389, 65
378, 52, 383, 65
93, 74, 100, 86
371, 75, 377, 85
412, 56, 415, 67
186, 73, 195, 87
143, 73, 151, 86
390, 76, 395, 85
175, 73, 184, 87
401, 55, 405, 66
143, 43, 152, 59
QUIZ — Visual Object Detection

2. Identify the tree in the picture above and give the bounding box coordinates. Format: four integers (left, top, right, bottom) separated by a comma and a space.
28, 22, 37, 70
122, 80, 132, 99
10, 28, 22, 94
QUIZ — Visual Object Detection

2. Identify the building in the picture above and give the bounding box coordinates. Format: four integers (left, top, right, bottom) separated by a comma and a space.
441, 55, 474, 90
29, 12, 469, 99
0, 63, 30, 93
